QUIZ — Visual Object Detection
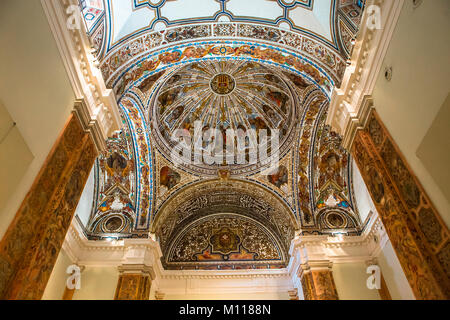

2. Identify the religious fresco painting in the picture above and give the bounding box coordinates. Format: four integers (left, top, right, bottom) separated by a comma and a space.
81, 54, 363, 269
4, 0, 450, 302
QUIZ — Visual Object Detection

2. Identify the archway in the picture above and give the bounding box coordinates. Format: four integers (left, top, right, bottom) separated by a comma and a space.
152, 179, 298, 270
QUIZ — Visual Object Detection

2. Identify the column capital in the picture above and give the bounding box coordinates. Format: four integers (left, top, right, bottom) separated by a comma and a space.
118, 264, 156, 280
365, 257, 379, 267
155, 291, 166, 300
121, 238, 163, 268
298, 260, 333, 278
301, 260, 333, 271
299, 262, 339, 300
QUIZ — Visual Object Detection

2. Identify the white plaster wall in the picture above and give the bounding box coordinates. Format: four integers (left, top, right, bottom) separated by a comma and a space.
332, 262, 381, 300
377, 240, 415, 300
352, 160, 377, 224
72, 266, 119, 300
155, 275, 293, 300
42, 249, 74, 300
0, 0, 76, 239
0, 102, 34, 222
74, 167, 95, 228
371, 0, 450, 227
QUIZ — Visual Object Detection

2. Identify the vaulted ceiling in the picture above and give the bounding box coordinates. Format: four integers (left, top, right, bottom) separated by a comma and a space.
85, 0, 365, 94
78, 0, 366, 270
84, 0, 364, 51
105, 0, 336, 48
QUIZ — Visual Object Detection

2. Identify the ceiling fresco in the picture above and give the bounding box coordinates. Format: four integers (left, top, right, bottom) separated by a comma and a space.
81, 0, 365, 84
150, 60, 302, 176
152, 179, 297, 269
165, 213, 288, 270
77, 0, 366, 269
106, 0, 335, 50
79, 61, 361, 268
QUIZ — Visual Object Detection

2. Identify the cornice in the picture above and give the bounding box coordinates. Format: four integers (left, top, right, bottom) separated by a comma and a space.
73, 99, 109, 153
63, 219, 291, 279
327, 0, 404, 150
160, 270, 291, 280
41, 0, 122, 152
118, 264, 157, 279
66, 208, 387, 265
288, 211, 387, 275
341, 96, 374, 149
64, 209, 389, 283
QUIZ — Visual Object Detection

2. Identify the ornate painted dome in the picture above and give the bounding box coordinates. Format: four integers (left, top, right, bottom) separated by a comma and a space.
150, 60, 308, 176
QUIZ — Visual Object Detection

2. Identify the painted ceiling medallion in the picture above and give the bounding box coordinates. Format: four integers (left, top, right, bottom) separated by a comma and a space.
104, 216, 124, 232
326, 212, 346, 228
210, 73, 236, 95
210, 227, 240, 255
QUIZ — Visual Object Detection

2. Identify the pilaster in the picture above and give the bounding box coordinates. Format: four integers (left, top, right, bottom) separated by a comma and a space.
114, 240, 159, 300
352, 109, 450, 299
299, 261, 338, 300
0, 113, 97, 300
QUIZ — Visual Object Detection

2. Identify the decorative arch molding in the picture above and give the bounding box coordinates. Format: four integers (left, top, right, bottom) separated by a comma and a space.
315, 207, 360, 234
294, 89, 329, 225
118, 95, 155, 229
89, 210, 136, 236
108, 44, 338, 101
99, 26, 347, 93
90, 17, 107, 60
151, 179, 299, 252
164, 213, 289, 270
292, 86, 358, 233
103, 0, 341, 53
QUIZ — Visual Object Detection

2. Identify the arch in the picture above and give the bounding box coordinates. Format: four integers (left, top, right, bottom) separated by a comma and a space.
164, 212, 289, 270
118, 95, 155, 229
152, 179, 299, 256
108, 41, 338, 101
100, 29, 346, 94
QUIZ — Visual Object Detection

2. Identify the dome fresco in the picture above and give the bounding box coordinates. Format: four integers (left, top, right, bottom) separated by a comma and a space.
150, 60, 309, 176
